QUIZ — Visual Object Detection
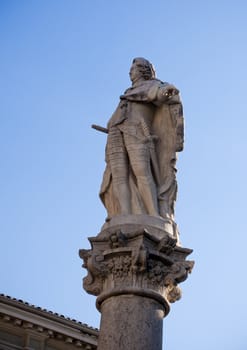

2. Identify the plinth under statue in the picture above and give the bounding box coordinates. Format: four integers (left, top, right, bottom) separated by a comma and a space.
80, 57, 194, 350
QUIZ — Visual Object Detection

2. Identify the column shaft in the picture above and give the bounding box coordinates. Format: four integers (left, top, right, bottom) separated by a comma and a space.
97, 295, 164, 350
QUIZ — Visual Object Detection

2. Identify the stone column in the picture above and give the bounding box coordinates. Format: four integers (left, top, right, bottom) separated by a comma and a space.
79, 215, 194, 350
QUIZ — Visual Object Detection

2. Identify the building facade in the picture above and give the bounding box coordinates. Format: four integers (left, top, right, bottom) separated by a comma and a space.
0, 294, 98, 350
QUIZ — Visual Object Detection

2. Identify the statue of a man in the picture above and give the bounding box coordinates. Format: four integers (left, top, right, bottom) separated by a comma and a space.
100, 57, 184, 224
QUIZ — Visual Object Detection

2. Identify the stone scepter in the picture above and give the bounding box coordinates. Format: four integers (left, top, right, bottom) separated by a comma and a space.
80, 57, 194, 350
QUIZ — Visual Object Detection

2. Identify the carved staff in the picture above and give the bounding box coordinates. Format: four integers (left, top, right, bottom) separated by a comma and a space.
91, 124, 108, 134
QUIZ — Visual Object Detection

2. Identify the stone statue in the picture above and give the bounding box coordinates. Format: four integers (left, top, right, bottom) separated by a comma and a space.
99, 58, 183, 227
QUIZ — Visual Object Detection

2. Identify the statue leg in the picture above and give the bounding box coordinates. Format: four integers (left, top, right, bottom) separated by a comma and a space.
126, 142, 159, 217
107, 128, 131, 215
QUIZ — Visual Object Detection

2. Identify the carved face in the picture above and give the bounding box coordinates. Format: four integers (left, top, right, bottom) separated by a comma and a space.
129, 62, 143, 83
129, 57, 155, 83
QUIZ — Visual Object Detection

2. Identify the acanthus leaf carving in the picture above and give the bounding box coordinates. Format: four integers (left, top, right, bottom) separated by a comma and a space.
165, 284, 182, 303
104, 255, 132, 280
164, 260, 194, 286
157, 235, 177, 255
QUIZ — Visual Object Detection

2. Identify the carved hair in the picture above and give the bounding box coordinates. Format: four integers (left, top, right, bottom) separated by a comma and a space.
132, 57, 156, 80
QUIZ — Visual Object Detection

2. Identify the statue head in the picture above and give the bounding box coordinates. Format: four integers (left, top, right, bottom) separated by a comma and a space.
129, 57, 156, 83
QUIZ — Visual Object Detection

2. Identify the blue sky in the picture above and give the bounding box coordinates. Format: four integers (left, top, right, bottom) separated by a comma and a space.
1, 1, 247, 349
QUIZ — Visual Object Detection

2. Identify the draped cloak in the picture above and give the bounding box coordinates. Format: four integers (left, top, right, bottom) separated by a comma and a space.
100, 78, 184, 220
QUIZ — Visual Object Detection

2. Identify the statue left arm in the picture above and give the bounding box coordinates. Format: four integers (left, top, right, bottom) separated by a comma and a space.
154, 82, 184, 152
155, 84, 180, 105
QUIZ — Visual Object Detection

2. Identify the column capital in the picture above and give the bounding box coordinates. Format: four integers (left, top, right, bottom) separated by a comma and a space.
79, 220, 194, 317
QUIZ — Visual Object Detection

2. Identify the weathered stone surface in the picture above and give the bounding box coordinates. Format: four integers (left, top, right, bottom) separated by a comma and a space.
97, 295, 164, 350
80, 227, 193, 304
101, 214, 179, 242
81, 57, 193, 350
